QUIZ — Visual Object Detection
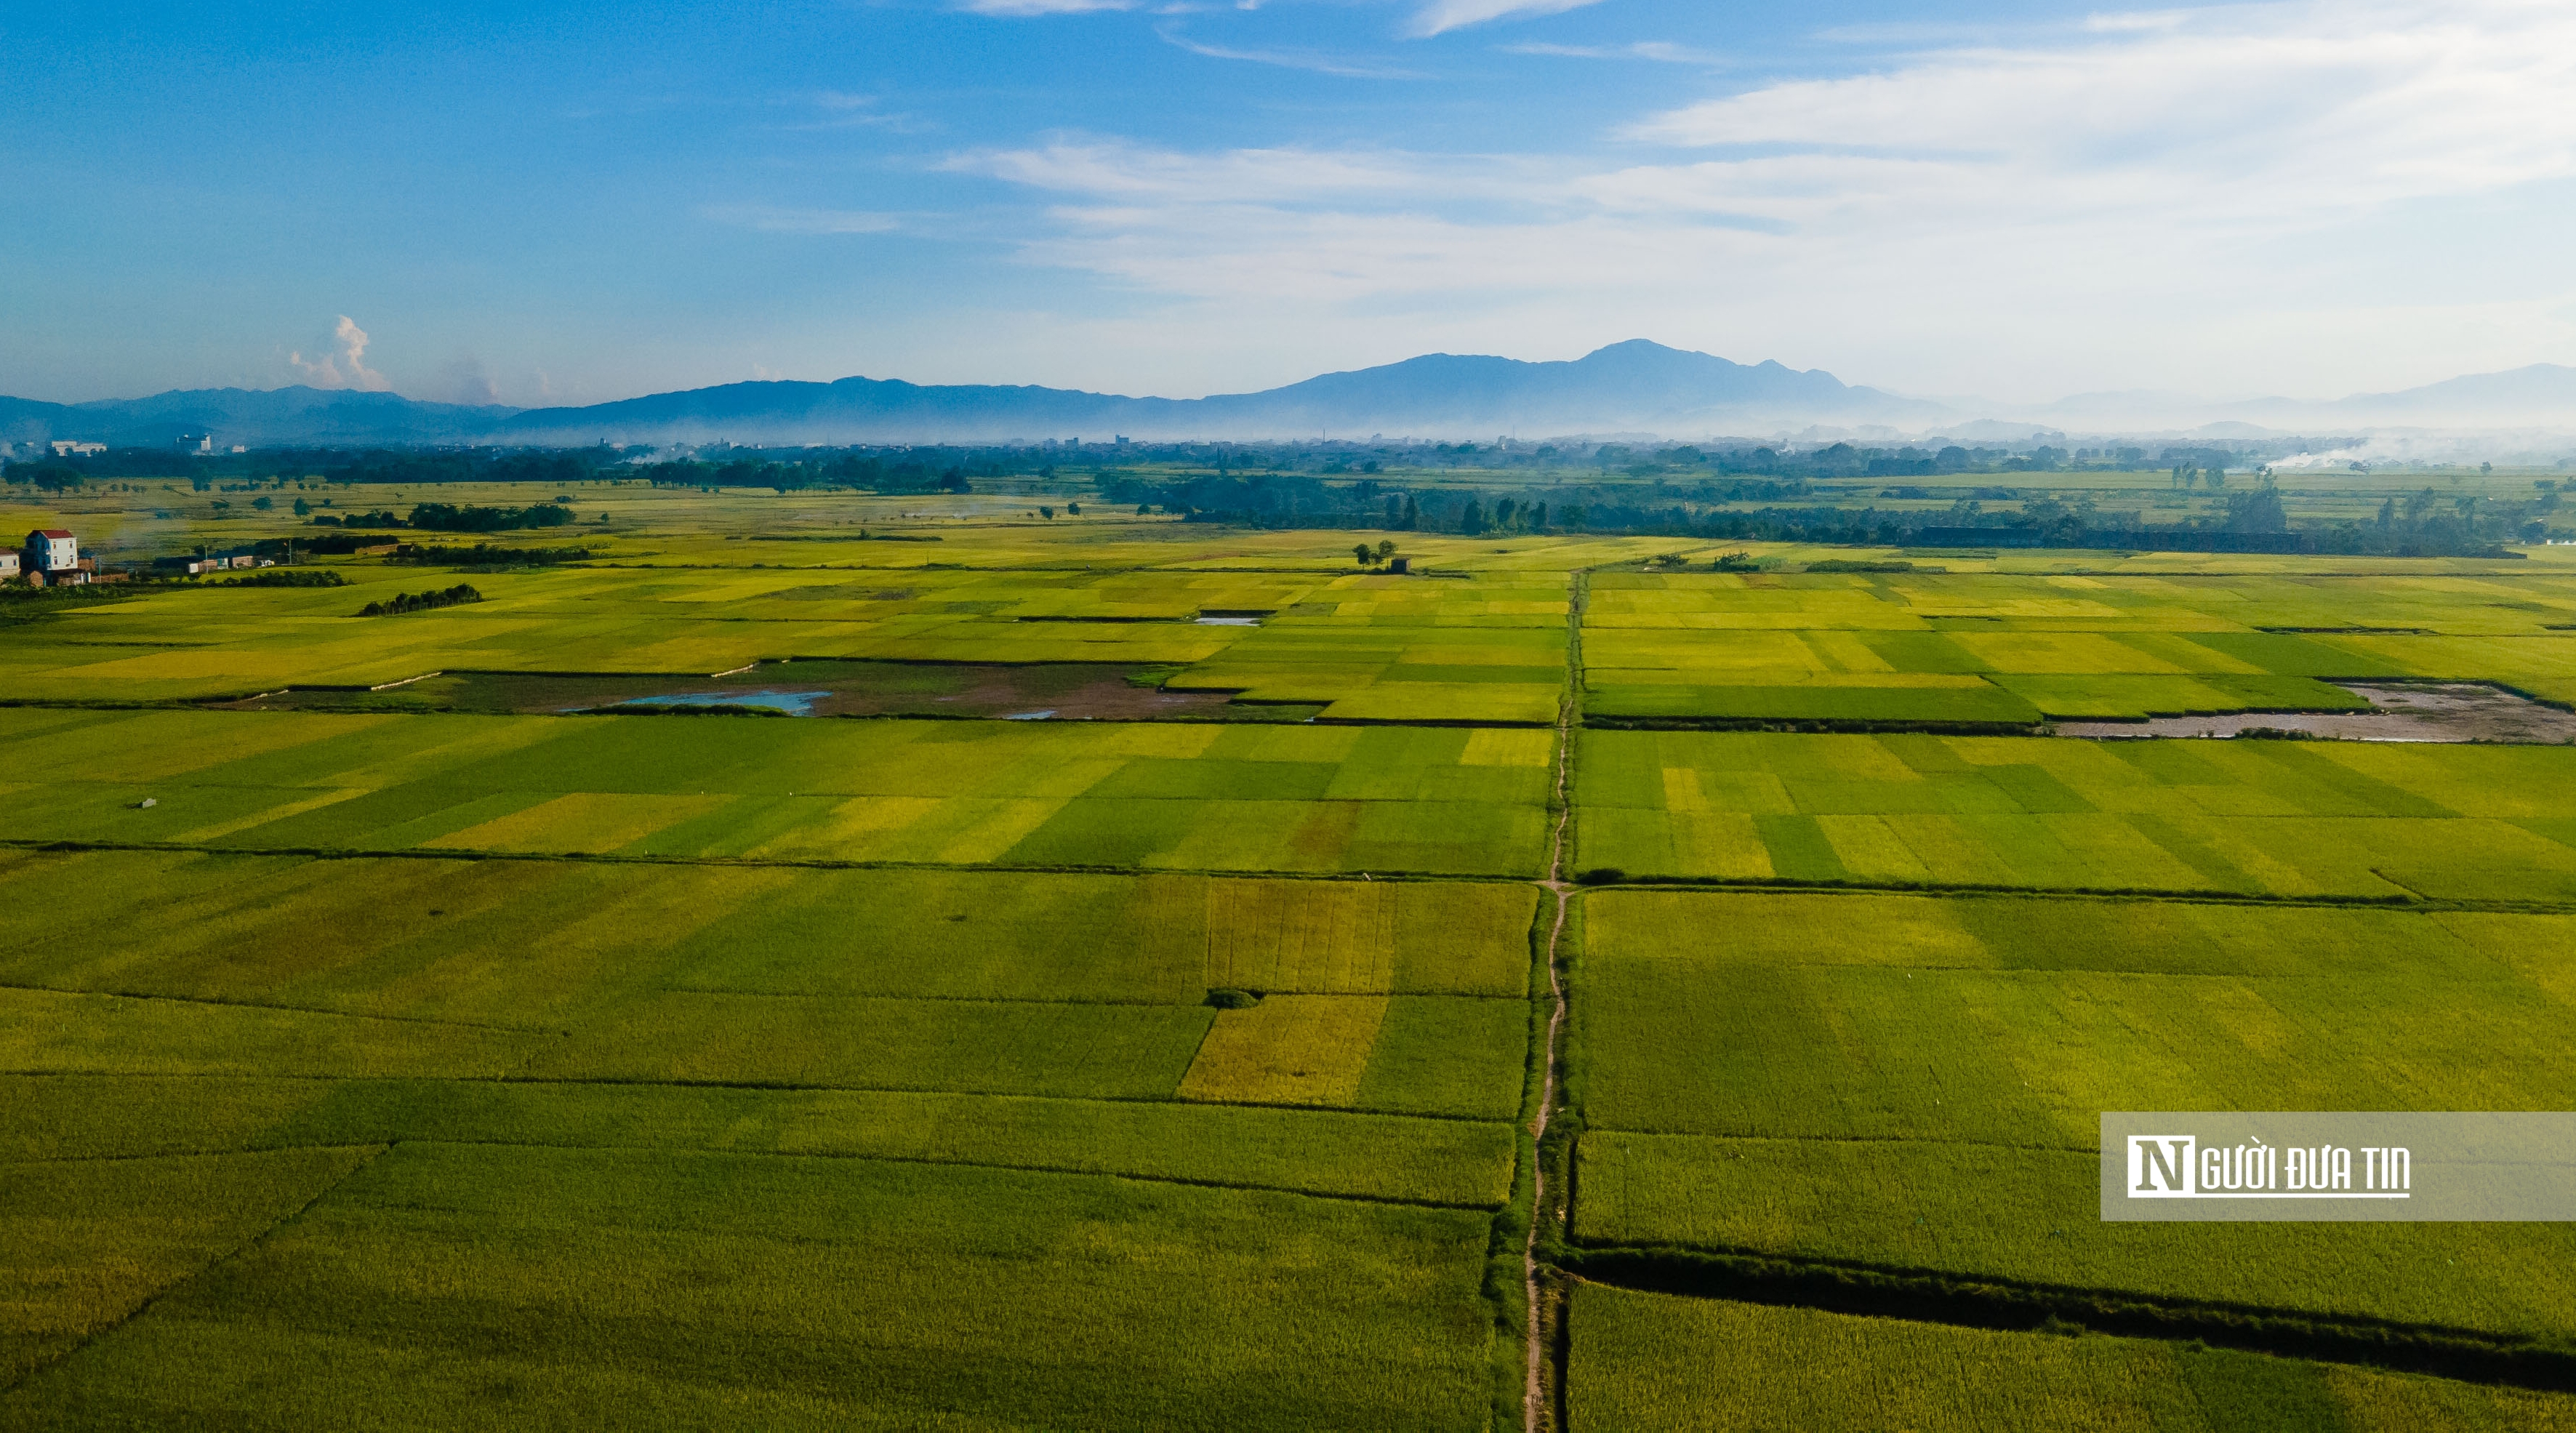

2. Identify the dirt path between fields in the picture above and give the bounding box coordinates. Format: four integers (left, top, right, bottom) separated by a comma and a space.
1525, 571, 1585, 1431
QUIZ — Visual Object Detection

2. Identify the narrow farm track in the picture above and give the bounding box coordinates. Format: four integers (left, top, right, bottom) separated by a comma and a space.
1524, 569, 1587, 1432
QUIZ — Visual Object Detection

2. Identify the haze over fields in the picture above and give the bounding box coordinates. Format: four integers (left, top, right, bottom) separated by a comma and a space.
4, 342, 2572, 449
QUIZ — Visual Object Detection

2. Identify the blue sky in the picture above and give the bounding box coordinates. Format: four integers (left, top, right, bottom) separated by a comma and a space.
4, 0, 2572, 408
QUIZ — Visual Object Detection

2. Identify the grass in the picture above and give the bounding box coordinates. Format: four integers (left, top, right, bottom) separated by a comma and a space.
1565, 1285, 2576, 1432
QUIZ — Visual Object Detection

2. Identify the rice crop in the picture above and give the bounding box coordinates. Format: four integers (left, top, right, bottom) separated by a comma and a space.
0, 1075, 1517, 1208
1, 1143, 1499, 1432
1581, 570, 2576, 723
1179, 995, 1391, 1106
1567, 888, 2576, 1339
3, 710, 1554, 875
1566, 1286, 2576, 1433
0, 1147, 379, 1389
1574, 730, 2576, 899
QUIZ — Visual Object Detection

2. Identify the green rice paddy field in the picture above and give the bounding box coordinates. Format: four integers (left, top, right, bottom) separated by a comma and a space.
5, 488, 2575, 1428
1586, 569, 2576, 723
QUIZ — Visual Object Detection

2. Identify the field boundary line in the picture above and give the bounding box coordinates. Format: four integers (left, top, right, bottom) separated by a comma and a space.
1, 694, 1564, 730
1581, 1128, 2098, 1155
1554, 872, 2576, 915
0, 1141, 389, 1398
1570, 1237, 2532, 1333
0, 1068, 1525, 1127
665, 984, 1531, 1005
0, 980, 549, 1034
0, 838, 1552, 886
0, 1071, 1526, 1140
1557, 1247, 2576, 1394
0, 1144, 395, 1168
391, 1136, 1509, 1211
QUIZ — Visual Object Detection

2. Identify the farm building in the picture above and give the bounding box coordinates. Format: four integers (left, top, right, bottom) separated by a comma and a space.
0, 551, 17, 579
24, 529, 80, 574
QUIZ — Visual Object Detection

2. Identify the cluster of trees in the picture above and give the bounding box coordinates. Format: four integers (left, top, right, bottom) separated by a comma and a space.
639, 454, 976, 493
1, 462, 90, 492
359, 583, 482, 617
217, 569, 345, 589
307, 502, 577, 533
1094, 471, 1356, 526
0, 446, 635, 491
305, 509, 404, 529
406, 502, 577, 533
388, 544, 593, 566
1554, 482, 2537, 557
288, 450, 615, 487
2, 435, 2390, 497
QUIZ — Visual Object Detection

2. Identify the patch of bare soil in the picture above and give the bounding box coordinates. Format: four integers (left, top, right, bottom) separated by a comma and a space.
2060, 682, 2576, 744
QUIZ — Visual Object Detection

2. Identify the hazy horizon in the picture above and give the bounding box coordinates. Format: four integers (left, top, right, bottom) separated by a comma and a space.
6, 1, 2573, 410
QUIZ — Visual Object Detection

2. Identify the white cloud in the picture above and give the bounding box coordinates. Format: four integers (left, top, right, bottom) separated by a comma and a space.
702, 204, 902, 234
944, 0, 2576, 401
784, 92, 926, 132
1501, 40, 1720, 64
955, 0, 1133, 14
1408, 0, 1605, 39
289, 316, 390, 391
1154, 25, 1424, 78
951, 140, 1534, 203
1624, 0, 2576, 213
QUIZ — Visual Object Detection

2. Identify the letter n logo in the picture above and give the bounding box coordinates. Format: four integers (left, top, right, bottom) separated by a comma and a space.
2128, 1136, 2196, 1197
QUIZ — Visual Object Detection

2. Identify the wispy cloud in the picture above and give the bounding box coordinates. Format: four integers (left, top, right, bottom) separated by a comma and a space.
1154, 24, 1424, 78
1500, 40, 1722, 64
955, 0, 1133, 14
950, 139, 1543, 204
1407, 0, 1605, 39
289, 316, 390, 391
1624, 0, 2576, 217
702, 204, 902, 234
782, 91, 931, 133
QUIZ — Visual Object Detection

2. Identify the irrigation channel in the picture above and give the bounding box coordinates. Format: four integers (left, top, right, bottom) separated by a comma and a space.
1525, 569, 1587, 1431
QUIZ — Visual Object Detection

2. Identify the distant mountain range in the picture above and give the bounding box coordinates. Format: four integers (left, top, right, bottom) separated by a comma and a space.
2006, 366, 2576, 433
2, 342, 2569, 449
0, 387, 517, 451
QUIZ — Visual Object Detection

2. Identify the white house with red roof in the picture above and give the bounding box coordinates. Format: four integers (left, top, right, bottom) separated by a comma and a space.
26, 529, 80, 574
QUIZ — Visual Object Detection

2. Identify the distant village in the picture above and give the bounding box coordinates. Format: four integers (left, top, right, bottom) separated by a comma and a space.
4, 528, 278, 587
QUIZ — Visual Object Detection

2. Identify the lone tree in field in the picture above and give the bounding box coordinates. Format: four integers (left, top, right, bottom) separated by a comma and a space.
1352, 542, 1376, 566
